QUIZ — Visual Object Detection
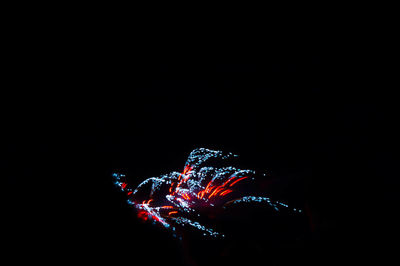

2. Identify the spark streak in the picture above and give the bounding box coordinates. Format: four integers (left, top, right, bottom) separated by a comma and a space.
113, 148, 302, 239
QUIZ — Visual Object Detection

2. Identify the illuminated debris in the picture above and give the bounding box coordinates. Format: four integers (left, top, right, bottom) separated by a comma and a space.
113, 148, 302, 239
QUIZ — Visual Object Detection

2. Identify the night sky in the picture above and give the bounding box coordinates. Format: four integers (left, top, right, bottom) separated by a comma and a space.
3, 35, 394, 265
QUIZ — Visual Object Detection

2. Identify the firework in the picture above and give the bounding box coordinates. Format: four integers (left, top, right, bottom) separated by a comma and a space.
113, 148, 302, 239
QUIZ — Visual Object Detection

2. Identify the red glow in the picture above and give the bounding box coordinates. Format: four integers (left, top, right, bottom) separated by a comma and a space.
173, 165, 193, 193
183, 165, 189, 174
205, 181, 213, 192
137, 211, 148, 221
193, 175, 250, 201
206, 186, 216, 194
201, 176, 236, 200
201, 191, 205, 199
199, 191, 205, 199
197, 190, 205, 199
229, 176, 249, 187
183, 165, 193, 175
219, 189, 233, 196
129, 165, 250, 227
182, 193, 191, 200
181, 166, 193, 182
208, 186, 225, 199
121, 182, 127, 189
222, 175, 237, 187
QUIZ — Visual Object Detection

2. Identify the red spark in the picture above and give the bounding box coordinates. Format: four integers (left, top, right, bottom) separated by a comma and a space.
169, 182, 175, 193
208, 186, 226, 199
183, 193, 191, 200
219, 189, 233, 196
229, 176, 249, 187
173, 165, 193, 193
222, 176, 237, 187
137, 211, 148, 221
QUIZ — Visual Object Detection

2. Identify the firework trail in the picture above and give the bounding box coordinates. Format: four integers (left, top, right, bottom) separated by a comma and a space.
113, 148, 302, 239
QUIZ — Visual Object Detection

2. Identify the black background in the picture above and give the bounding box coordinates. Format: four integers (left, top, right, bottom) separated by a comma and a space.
2, 25, 396, 265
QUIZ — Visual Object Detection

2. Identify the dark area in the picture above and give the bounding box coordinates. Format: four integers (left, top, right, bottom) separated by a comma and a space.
2, 33, 394, 265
